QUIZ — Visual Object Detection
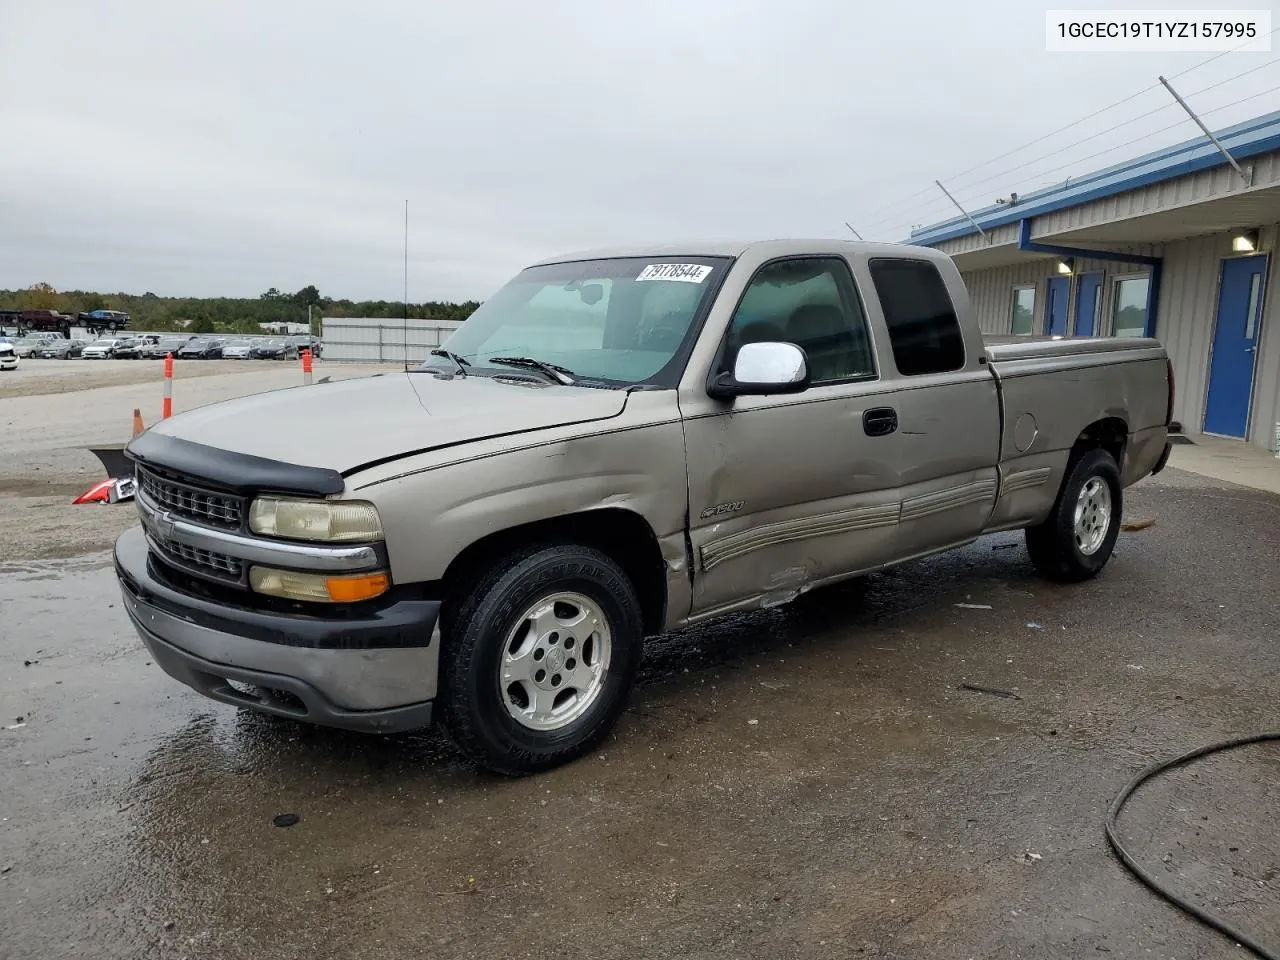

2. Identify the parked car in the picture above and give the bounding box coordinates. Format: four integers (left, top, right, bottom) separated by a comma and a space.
8, 337, 42, 358
0, 336, 17, 371
113, 335, 160, 360
16, 309, 74, 337
34, 338, 87, 359
141, 336, 194, 360
82, 338, 121, 359
288, 334, 323, 358
176, 337, 222, 359
249, 337, 298, 360
219, 339, 254, 360
78, 309, 132, 335
114, 238, 1175, 775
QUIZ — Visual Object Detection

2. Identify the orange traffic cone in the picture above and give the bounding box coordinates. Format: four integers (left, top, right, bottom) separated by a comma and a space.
132, 408, 145, 437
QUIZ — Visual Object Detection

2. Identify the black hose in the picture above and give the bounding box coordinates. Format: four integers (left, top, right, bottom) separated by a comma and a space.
1105, 731, 1280, 960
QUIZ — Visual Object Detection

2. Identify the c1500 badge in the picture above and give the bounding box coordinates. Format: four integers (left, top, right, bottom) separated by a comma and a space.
700, 500, 745, 520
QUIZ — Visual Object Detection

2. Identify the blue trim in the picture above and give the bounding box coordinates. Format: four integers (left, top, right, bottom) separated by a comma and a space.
906, 109, 1280, 247
1017, 220, 1162, 337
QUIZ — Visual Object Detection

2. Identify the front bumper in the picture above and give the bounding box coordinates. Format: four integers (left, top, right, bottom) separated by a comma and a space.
114, 525, 440, 733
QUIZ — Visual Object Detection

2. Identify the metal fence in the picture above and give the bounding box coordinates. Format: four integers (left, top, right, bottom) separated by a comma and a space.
319, 317, 464, 364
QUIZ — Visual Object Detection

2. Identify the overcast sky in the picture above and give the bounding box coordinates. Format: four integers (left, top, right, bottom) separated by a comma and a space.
1, 0, 1276, 302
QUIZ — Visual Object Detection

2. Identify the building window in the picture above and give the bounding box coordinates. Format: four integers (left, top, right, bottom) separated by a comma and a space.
1010, 285, 1036, 335
1112, 276, 1150, 337
867, 258, 965, 375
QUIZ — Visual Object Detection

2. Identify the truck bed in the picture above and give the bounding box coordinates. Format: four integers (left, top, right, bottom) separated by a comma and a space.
977, 333, 1171, 536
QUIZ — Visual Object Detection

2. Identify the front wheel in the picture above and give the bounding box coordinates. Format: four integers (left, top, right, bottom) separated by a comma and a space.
1025, 447, 1122, 582
439, 543, 644, 775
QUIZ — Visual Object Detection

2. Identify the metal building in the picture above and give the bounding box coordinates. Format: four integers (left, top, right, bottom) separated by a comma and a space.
320, 317, 463, 364
907, 109, 1280, 455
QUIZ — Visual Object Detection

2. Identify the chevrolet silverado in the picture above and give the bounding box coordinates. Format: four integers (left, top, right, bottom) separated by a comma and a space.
114, 239, 1173, 774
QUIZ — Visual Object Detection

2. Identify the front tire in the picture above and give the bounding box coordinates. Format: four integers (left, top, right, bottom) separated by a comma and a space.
1025, 447, 1122, 582
439, 543, 644, 775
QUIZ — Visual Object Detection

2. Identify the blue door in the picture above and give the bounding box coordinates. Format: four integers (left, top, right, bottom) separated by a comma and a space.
1203, 255, 1268, 438
1074, 273, 1103, 336
1045, 276, 1070, 336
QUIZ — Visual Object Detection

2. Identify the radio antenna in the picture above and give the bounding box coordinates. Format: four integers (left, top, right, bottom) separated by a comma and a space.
402, 199, 409, 372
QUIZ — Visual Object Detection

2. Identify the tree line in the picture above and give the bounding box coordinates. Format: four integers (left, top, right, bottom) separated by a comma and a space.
0, 283, 480, 335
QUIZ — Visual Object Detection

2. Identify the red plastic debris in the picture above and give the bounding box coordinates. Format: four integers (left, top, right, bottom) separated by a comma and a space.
72, 479, 117, 504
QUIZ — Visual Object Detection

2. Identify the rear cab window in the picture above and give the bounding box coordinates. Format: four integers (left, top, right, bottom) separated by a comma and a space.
867, 258, 966, 376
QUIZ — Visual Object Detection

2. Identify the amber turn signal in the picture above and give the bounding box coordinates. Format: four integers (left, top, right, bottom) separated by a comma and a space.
324, 572, 390, 603
249, 566, 390, 603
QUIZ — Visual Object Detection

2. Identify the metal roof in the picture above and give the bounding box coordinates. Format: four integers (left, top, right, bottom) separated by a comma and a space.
906, 108, 1280, 247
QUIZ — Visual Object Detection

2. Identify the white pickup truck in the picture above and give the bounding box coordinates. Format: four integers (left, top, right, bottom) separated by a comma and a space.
115, 239, 1173, 774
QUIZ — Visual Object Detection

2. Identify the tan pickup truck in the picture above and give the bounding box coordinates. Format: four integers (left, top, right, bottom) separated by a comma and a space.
115, 239, 1173, 774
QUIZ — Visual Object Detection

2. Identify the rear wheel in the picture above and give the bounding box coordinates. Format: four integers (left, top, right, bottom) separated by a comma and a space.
439, 543, 644, 775
1025, 447, 1122, 582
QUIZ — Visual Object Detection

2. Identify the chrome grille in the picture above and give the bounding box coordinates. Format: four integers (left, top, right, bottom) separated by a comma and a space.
137, 466, 244, 529
150, 532, 244, 582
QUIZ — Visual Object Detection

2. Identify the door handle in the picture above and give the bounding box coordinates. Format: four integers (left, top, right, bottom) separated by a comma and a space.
863, 407, 898, 437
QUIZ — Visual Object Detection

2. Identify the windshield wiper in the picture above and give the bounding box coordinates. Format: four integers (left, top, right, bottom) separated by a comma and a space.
429, 348, 471, 377
488, 356, 576, 385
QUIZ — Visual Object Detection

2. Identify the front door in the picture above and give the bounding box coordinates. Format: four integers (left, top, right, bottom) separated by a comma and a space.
681, 256, 902, 618
1204, 255, 1268, 438
1074, 273, 1103, 336
1045, 275, 1070, 336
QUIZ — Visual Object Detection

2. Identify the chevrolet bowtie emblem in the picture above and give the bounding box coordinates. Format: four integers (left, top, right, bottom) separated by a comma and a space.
156, 512, 176, 540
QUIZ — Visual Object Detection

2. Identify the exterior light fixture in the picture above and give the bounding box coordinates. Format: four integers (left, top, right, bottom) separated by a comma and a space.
1232, 229, 1260, 253
1056, 258, 1074, 275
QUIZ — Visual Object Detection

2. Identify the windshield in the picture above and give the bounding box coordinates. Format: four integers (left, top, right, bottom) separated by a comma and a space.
419, 256, 730, 386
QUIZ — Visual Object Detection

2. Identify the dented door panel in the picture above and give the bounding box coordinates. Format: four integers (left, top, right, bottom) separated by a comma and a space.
891, 371, 1002, 557
681, 384, 904, 617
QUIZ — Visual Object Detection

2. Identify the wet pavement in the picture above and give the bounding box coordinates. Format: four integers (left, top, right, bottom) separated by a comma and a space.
2, 468, 1278, 959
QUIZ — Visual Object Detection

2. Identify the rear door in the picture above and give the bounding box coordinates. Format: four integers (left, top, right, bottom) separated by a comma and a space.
860, 257, 1002, 559
1074, 273, 1103, 336
1045, 275, 1070, 336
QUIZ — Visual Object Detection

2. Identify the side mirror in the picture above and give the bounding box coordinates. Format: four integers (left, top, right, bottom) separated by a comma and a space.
707, 341, 809, 400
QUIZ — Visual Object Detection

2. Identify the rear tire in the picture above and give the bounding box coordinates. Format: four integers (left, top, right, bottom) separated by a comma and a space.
1025, 447, 1122, 582
439, 543, 644, 776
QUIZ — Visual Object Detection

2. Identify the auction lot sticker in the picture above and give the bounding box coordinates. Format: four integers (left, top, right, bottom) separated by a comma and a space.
636, 263, 713, 283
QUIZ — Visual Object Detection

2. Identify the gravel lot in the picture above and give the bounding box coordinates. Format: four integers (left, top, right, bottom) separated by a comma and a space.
0, 357, 290, 400
1, 362, 1277, 960
0, 359, 388, 560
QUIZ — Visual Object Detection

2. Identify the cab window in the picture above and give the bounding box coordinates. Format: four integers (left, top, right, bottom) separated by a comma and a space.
722, 258, 875, 384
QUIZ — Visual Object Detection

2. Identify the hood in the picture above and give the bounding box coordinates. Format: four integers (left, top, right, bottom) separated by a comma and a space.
144, 371, 630, 474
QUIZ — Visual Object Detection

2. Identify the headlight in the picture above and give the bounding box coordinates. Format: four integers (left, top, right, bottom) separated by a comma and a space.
250, 566, 390, 603
248, 497, 383, 542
